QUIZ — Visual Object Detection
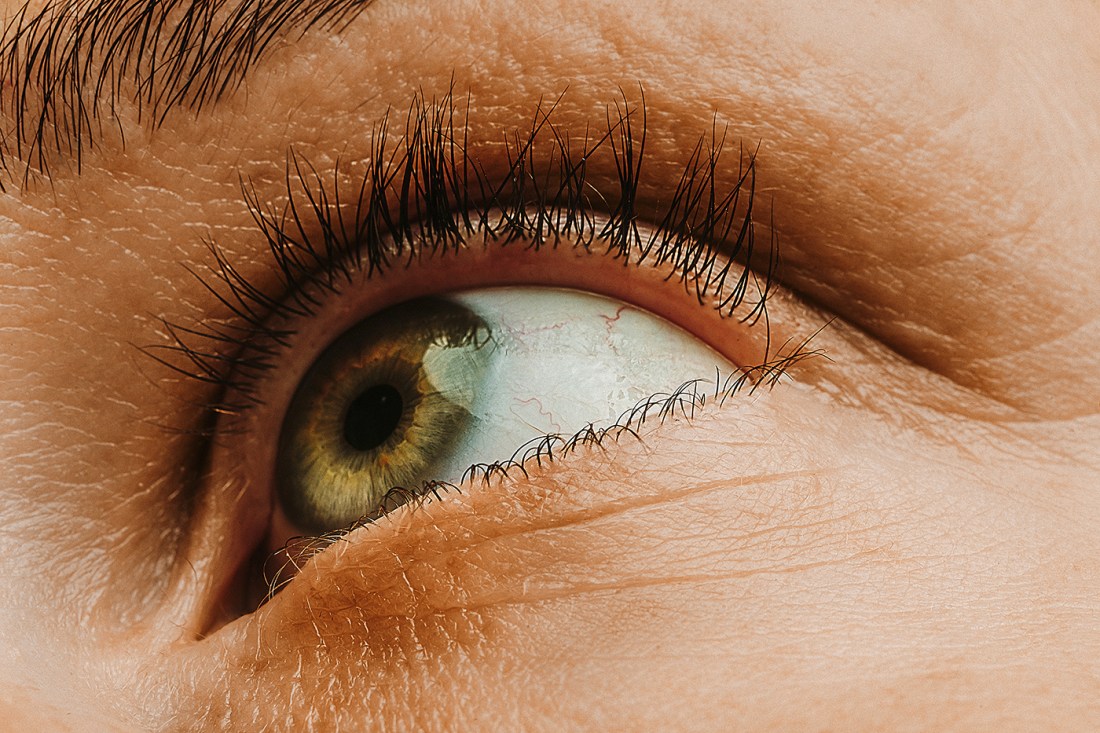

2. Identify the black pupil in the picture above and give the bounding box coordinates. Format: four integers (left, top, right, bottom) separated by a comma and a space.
343, 384, 404, 451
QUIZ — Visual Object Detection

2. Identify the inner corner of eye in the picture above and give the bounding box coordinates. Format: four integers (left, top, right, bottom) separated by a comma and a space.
271, 286, 732, 538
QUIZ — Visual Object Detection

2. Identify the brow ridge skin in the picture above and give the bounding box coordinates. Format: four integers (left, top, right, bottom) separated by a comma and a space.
0, 0, 375, 182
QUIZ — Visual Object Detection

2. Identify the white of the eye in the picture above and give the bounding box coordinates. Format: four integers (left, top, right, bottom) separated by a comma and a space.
420, 287, 733, 480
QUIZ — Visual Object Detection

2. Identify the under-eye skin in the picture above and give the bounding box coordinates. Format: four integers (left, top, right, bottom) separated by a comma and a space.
162, 91, 814, 623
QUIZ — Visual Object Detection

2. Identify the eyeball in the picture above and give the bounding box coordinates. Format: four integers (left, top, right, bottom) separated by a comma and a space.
273, 286, 733, 535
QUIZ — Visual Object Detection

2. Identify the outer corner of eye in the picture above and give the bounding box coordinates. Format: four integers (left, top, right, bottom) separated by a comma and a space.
199, 282, 739, 619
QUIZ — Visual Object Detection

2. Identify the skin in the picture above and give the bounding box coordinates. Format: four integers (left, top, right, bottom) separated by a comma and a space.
2, 0, 1099, 730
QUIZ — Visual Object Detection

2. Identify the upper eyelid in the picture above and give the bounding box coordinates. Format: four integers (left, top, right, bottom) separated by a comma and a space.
150, 92, 784, 432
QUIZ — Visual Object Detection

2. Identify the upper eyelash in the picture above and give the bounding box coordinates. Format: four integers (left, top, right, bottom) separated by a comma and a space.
144, 89, 787, 437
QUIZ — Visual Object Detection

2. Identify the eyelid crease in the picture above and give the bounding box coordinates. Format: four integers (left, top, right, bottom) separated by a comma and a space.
148, 88, 786, 441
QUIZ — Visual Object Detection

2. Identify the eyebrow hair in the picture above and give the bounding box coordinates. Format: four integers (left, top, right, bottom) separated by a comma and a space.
0, 0, 375, 184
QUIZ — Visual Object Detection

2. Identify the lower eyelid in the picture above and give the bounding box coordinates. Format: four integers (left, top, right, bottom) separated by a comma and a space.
202, 391, 804, 664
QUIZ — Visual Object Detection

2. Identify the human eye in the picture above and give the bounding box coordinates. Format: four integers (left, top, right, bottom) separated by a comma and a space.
158, 94, 812, 627
9, 0, 1100, 728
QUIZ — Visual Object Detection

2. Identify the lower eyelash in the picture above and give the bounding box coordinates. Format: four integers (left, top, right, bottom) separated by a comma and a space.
147, 88, 784, 434
258, 359, 823, 605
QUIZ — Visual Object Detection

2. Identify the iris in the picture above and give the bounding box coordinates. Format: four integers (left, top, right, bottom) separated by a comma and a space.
276, 297, 494, 533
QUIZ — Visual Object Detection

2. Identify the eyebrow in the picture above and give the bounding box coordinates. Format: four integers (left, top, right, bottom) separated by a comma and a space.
0, 0, 374, 183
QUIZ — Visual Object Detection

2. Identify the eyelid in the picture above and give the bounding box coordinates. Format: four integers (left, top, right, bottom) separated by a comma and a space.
173, 94, 778, 428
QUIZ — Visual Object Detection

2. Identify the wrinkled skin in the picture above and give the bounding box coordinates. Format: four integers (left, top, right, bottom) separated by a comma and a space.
2, 0, 1100, 730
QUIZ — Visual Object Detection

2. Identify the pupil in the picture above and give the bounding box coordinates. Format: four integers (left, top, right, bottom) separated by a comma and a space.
343, 384, 404, 451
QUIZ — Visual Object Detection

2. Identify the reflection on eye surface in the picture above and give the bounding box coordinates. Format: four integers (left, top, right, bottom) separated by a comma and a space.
275, 288, 732, 536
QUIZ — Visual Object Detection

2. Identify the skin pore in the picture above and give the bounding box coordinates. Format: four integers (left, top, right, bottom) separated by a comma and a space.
2, 0, 1100, 729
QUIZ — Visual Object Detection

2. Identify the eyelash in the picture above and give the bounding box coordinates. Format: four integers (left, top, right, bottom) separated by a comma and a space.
147, 91, 818, 600
153, 91, 786, 418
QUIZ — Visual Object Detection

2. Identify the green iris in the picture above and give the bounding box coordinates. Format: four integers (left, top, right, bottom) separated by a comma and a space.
276, 298, 494, 533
